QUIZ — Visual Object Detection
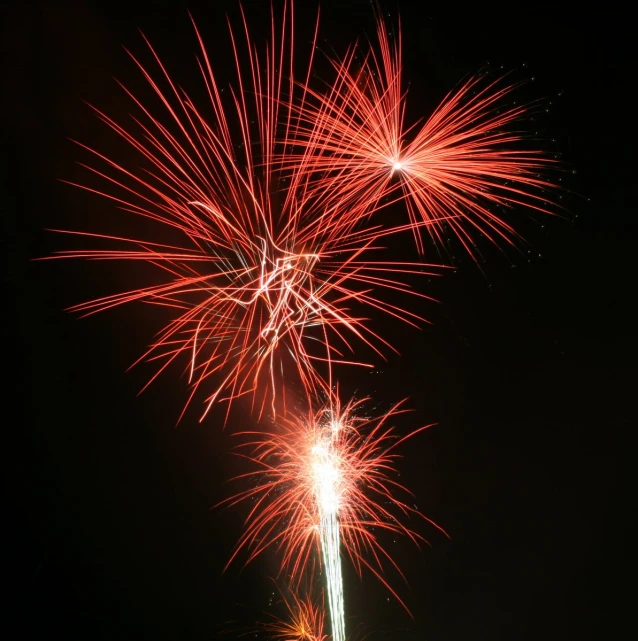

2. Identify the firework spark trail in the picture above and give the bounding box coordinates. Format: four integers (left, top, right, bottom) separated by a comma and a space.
281, 14, 557, 257
47, 2, 444, 421
318, 511, 344, 641
222, 387, 447, 620
312, 419, 345, 641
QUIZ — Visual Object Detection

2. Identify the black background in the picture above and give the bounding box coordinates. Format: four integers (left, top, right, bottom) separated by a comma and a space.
3, 1, 636, 639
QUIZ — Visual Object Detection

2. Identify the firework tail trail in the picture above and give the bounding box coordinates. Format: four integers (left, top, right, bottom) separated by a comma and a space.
312, 422, 345, 641
318, 512, 345, 641
319, 513, 346, 641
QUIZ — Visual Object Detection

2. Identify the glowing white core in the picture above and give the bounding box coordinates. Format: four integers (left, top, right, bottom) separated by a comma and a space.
312, 441, 339, 514
392, 161, 403, 171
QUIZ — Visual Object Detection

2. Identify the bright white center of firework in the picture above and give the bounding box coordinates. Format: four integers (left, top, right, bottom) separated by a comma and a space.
393, 161, 403, 171
312, 441, 340, 515
251, 242, 320, 341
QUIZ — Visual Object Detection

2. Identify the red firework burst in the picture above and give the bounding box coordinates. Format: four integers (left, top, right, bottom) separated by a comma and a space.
282, 14, 557, 255
222, 386, 446, 610
48, 3, 442, 421
260, 591, 328, 641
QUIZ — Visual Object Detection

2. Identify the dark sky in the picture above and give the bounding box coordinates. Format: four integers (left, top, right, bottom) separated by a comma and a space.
3, 1, 636, 639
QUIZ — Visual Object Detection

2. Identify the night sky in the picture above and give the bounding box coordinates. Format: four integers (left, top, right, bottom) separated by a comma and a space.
3, 1, 636, 639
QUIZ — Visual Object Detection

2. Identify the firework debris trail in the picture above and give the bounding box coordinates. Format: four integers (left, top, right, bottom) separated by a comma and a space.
51, 0, 557, 638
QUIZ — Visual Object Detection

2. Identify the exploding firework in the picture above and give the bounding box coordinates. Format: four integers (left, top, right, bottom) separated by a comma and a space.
282, 14, 556, 256
260, 590, 328, 641
223, 386, 447, 639
48, 2, 442, 422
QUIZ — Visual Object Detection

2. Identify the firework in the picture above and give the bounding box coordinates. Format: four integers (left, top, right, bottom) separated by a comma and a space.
223, 386, 446, 638
48, 2, 560, 634
282, 14, 556, 256
49, 3, 442, 422
260, 590, 328, 641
